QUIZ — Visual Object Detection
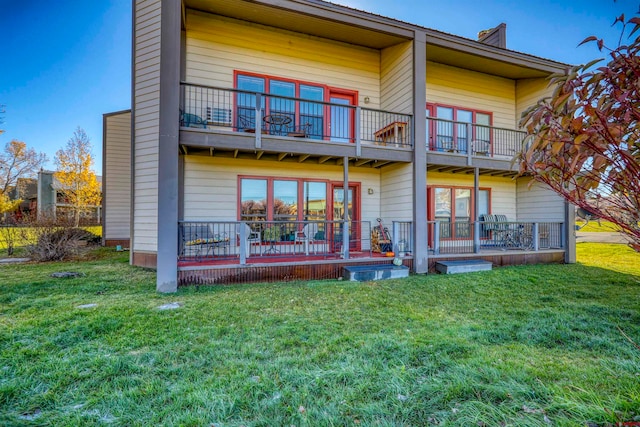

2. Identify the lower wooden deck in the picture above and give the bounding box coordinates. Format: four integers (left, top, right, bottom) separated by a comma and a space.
177, 249, 565, 286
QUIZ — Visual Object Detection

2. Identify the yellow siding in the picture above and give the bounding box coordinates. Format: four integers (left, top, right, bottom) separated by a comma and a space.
516, 178, 565, 222
426, 172, 517, 219
185, 10, 381, 108
380, 164, 413, 221
426, 62, 516, 129
133, 0, 161, 253
380, 41, 413, 114
182, 156, 382, 225
515, 78, 554, 127
104, 112, 131, 240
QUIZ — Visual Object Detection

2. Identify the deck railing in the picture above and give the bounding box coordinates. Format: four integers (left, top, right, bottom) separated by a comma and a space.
179, 220, 372, 264
426, 117, 527, 159
180, 82, 413, 148
427, 220, 565, 254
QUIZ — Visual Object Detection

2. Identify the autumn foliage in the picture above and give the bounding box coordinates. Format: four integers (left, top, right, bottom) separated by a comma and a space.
519, 15, 640, 251
54, 128, 102, 227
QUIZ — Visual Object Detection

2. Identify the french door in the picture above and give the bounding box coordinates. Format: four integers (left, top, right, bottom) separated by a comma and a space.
329, 183, 360, 251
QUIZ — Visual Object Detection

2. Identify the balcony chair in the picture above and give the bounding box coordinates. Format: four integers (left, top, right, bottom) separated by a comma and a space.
286, 122, 312, 138
295, 222, 320, 255
179, 110, 207, 128
473, 139, 491, 156
238, 115, 263, 134
182, 224, 229, 260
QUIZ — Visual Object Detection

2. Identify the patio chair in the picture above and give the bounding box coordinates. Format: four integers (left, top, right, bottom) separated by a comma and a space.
287, 122, 312, 138
295, 222, 320, 255
240, 223, 261, 257
238, 115, 262, 133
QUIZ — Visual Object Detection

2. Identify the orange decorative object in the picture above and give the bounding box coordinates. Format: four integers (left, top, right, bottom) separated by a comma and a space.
385, 251, 395, 257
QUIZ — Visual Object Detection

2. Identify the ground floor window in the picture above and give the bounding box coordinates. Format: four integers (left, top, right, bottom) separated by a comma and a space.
239, 177, 328, 222
428, 186, 490, 238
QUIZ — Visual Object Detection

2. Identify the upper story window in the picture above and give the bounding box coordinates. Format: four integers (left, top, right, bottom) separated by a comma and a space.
235, 72, 357, 142
426, 103, 492, 153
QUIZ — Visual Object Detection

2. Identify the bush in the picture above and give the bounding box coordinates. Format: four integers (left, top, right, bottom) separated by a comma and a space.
23, 218, 101, 262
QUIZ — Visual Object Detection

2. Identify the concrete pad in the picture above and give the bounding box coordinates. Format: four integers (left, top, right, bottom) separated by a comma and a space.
435, 259, 492, 274
343, 264, 409, 282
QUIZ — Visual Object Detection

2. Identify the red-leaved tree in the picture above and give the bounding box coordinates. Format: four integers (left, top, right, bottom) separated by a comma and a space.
518, 14, 640, 251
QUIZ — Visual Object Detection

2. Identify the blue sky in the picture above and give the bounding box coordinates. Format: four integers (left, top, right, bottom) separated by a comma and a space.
0, 0, 633, 172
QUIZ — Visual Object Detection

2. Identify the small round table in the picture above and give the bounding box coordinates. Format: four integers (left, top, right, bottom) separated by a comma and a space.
263, 114, 292, 135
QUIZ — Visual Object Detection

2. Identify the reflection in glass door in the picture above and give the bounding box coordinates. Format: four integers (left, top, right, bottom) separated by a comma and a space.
330, 94, 354, 142
331, 185, 359, 252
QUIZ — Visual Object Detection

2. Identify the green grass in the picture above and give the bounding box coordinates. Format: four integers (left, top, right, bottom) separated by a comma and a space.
1, 244, 639, 426
576, 219, 620, 232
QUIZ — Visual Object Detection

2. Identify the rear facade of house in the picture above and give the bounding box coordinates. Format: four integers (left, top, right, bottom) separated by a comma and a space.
104, 0, 576, 292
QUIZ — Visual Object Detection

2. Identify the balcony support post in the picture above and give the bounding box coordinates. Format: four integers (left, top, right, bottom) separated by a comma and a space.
392, 221, 399, 254
433, 221, 440, 255
255, 93, 262, 149
467, 122, 473, 165
239, 222, 247, 265
342, 156, 350, 259
156, 0, 181, 293
355, 106, 362, 157
474, 167, 480, 253
413, 30, 429, 273
533, 222, 539, 251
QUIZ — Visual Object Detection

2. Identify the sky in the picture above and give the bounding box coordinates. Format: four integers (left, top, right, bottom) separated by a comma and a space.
0, 0, 635, 172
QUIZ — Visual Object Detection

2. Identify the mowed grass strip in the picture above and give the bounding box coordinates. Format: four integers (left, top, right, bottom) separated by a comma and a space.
0, 244, 639, 426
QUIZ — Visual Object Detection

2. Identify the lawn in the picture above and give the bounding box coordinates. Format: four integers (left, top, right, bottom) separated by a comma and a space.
576, 219, 621, 232
1, 244, 639, 426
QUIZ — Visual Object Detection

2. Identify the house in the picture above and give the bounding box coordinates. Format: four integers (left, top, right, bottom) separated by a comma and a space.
5, 177, 37, 222
104, 0, 576, 292
36, 170, 102, 225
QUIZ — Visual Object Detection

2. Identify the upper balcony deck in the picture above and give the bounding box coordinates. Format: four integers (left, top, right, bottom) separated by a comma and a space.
179, 82, 414, 167
426, 117, 527, 175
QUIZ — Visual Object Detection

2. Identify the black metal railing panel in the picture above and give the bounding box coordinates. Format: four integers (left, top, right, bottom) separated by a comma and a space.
178, 220, 372, 263
180, 83, 413, 148
427, 220, 565, 254
426, 117, 527, 158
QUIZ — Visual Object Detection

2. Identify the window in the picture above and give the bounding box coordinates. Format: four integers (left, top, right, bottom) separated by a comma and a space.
234, 72, 357, 140
428, 186, 490, 238
426, 103, 492, 153
240, 178, 267, 222
239, 177, 327, 222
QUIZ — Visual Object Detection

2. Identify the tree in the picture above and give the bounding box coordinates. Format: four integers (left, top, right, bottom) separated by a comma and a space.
0, 140, 47, 217
518, 14, 640, 251
54, 127, 102, 227
0, 140, 47, 195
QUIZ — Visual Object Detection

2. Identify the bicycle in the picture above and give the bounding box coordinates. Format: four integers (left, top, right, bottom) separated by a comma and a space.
500, 224, 534, 251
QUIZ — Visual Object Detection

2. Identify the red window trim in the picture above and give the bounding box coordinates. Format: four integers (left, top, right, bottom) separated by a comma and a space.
426, 185, 492, 221
426, 103, 493, 153
234, 71, 359, 139
426, 103, 493, 124
234, 71, 359, 105
237, 175, 363, 222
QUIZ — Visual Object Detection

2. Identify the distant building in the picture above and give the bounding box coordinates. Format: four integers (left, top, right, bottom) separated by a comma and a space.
5, 177, 38, 221
36, 170, 102, 225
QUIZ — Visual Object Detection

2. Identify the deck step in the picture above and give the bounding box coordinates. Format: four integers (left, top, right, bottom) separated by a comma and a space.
343, 264, 409, 282
435, 259, 493, 274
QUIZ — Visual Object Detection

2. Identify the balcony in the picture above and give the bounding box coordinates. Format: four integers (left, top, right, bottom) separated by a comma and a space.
427, 220, 565, 254
426, 117, 527, 173
178, 219, 564, 266
179, 83, 413, 166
